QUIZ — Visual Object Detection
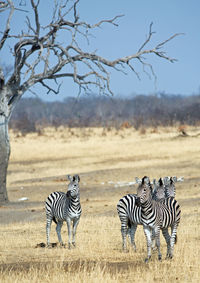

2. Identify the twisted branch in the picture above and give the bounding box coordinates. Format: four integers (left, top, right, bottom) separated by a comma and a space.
0, 0, 182, 113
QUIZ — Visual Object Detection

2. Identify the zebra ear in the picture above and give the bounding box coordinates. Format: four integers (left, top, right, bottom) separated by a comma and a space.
151, 179, 156, 186
74, 175, 80, 183
135, 177, 142, 184
177, 176, 184, 182
172, 176, 177, 183
67, 175, 73, 182
143, 176, 150, 185
163, 176, 170, 185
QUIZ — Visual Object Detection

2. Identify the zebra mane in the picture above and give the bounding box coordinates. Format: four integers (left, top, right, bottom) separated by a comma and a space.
158, 178, 163, 186
141, 176, 149, 184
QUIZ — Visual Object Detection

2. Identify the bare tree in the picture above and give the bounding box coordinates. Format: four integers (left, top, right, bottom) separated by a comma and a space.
0, 0, 181, 202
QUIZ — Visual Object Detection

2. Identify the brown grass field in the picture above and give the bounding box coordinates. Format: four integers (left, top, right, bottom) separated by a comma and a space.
0, 126, 199, 282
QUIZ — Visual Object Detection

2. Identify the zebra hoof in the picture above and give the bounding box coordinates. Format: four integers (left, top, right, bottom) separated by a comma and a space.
131, 244, 137, 252
145, 256, 151, 263
166, 254, 173, 260
158, 255, 162, 261
72, 242, 76, 248
60, 243, 66, 248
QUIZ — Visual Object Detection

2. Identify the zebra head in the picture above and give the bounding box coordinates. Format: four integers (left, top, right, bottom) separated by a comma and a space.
154, 178, 165, 200
163, 176, 177, 198
66, 175, 80, 198
163, 176, 171, 186
135, 176, 152, 205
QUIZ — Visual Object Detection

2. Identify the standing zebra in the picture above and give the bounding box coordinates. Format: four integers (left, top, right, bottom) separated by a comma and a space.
45, 174, 82, 248
117, 178, 161, 252
136, 176, 181, 262
117, 193, 141, 251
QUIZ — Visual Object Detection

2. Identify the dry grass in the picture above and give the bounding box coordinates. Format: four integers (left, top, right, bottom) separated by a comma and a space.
0, 126, 199, 282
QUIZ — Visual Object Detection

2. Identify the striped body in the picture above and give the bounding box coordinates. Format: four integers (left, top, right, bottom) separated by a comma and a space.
140, 197, 181, 229
45, 175, 81, 248
46, 191, 81, 222
117, 194, 141, 251
117, 182, 170, 252
136, 176, 181, 262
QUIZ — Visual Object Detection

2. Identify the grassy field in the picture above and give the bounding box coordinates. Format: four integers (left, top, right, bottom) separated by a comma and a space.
0, 126, 199, 282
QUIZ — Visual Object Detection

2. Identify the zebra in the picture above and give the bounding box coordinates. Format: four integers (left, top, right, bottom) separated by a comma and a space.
163, 176, 184, 198
136, 176, 181, 262
152, 176, 184, 246
116, 178, 163, 252
45, 174, 82, 249
117, 193, 141, 252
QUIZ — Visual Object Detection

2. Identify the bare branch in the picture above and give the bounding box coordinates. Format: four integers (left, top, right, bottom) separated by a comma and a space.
0, 0, 14, 50
30, 0, 40, 36
73, 0, 79, 23
138, 22, 155, 52
0, 1, 8, 11
39, 79, 61, 94
1, 0, 182, 103
156, 33, 184, 49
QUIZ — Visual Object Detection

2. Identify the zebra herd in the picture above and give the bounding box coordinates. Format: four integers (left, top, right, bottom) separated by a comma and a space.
45, 174, 183, 262
117, 176, 183, 262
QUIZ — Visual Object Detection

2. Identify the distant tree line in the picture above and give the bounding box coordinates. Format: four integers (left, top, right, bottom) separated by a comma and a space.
9, 94, 200, 134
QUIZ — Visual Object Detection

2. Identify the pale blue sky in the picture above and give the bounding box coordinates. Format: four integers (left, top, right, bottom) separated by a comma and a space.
1, 0, 200, 101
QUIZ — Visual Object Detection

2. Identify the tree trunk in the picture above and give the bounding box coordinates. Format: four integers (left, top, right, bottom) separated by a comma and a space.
0, 114, 10, 203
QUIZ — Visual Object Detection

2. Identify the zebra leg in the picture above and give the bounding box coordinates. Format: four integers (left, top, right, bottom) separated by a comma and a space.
120, 218, 128, 252
143, 225, 152, 263
151, 228, 156, 251
72, 217, 80, 247
46, 216, 52, 247
154, 226, 162, 261
56, 221, 64, 246
169, 224, 178, 259
162, 228, 171, 258
129, 223, 137, 251
66, 218, 72, 249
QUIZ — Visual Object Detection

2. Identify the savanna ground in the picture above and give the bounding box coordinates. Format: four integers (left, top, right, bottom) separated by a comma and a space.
0, 126, 199, 282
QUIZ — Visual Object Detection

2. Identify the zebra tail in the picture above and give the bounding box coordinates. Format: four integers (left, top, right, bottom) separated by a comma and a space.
52, 216, 57, 224
175, 234, 177, 244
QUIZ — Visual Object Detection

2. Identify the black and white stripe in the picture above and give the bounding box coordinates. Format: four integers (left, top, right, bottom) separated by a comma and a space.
117, 178, 168, 252
45, 174, 82, 248
163, 176, 184, 198
152, 178, 165, 201
117, 194, 141, 251
136, 176, 181, 262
